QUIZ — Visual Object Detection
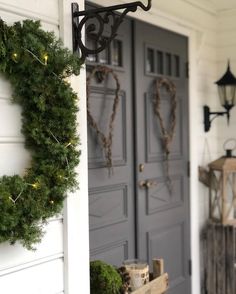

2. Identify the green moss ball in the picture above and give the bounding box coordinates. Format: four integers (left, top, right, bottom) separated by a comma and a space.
90, 260, 122, 294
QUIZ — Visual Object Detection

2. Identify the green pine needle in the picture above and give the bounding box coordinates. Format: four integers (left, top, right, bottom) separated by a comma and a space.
0, 19, 82, 250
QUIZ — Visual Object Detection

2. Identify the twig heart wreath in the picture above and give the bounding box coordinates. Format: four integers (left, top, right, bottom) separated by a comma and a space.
0, 19, 82, 249
87, 66, 120, 173
153, 78, 177, 190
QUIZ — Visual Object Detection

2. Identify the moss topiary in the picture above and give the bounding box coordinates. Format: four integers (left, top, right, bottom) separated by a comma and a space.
90, 260, 122, 294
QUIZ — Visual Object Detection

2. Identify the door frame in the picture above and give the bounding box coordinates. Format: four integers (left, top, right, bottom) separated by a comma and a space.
62, 0, 201, 293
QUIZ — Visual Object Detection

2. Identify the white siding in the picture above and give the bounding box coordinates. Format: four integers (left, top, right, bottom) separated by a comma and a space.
216, 9, 236, 149
0, 1, 90, 294
1, 257, 64, 294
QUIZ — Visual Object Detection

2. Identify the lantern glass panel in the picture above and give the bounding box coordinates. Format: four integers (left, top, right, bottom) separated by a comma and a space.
209, 170, 222, 221
209, 170, 236, 223
218, 85, 236, 108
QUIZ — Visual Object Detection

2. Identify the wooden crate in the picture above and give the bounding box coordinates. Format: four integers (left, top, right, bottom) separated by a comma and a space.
131, 259, 168, 294
132, 273, 168, 294
204, 222, 236, 294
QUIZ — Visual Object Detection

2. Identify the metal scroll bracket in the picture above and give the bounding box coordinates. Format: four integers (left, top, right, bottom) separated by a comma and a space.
71, 1, 152, 63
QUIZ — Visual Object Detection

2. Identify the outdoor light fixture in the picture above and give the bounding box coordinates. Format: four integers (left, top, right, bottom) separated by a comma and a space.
204, 62, 236, 132
71, 1, 152, 63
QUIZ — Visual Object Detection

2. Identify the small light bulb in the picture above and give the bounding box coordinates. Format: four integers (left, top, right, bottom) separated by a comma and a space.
64, 78, 71, 85
32, 182, 40, 189
12, 53, 18, 62
43, 54, 48, 65
58, 174, 63, 180
50, 200, 54, 204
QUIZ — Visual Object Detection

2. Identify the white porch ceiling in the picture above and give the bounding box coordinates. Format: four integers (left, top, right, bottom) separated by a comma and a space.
157, 0, 236, 12
111, 1, 236, 12
208, 0, 236, 11
149, 0, 236, 13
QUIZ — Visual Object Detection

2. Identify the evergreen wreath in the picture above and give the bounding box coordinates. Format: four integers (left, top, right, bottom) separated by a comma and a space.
0, 19, 82, 249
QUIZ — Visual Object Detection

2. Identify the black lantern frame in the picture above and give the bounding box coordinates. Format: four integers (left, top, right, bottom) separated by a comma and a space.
71, 1, 152, 63
204, 62, 236, 132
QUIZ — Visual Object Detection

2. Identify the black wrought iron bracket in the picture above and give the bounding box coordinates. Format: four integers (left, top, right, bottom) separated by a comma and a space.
71, 1, 152, 63
203, 105, 229, 132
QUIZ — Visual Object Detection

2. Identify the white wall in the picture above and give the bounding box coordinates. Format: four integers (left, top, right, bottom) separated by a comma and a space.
0, 1, 89, 293
216, 8, 236, 152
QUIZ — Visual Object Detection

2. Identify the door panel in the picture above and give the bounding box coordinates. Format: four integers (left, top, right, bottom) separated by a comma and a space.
134, 21, 191, 294
87, 13, 135, 266
88, 89, 127, 168
145, 93, 184, 162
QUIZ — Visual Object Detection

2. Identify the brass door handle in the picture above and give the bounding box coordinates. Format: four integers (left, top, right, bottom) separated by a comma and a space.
139, 180, 157, 189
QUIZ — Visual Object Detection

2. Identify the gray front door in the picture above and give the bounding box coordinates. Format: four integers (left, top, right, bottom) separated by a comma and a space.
87, 12, 191, 294
134, 21, 191, 294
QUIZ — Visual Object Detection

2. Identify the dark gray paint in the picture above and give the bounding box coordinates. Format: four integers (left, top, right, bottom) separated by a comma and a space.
87, 15, 136, 266
87, 7, 191, 293
134, 21, 191, 294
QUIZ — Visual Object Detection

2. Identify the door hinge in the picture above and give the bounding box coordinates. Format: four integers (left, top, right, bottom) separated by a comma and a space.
188, 259, 192, 276
186, 61, 189, 78
187, 161, 190, 178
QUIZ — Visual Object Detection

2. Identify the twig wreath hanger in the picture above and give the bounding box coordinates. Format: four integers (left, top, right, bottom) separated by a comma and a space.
87, 65, 121, 174
0, 19, 81, 249
153, 77, 177, 191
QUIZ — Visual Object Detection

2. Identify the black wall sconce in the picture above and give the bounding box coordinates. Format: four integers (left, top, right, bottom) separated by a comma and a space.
204, 62, 236, 132
71, 1, 152, 63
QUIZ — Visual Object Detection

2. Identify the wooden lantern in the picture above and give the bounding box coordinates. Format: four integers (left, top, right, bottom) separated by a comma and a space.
208, 150, 236, 224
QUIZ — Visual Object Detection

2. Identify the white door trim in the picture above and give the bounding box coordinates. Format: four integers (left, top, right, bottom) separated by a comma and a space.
59, 1, 90, 294
60, 1, 201, 293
